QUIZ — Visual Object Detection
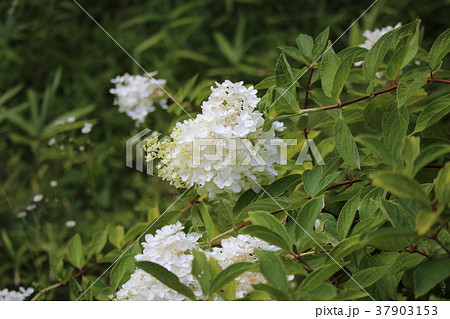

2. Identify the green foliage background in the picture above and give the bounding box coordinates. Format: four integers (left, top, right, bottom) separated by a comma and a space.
0, 0, 449, 301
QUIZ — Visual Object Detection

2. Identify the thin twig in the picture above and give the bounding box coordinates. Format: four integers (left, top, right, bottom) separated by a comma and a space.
31, 262, 103, 301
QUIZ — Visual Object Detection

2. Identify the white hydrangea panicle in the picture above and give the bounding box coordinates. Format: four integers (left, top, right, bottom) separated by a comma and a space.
0, 287, 34, 301
146, 80, 286, 198
354, 22, 402, 66
115, 222, 203, 301
115, 223, 292, 301
207, 234, 284, 299
110, 73, 167, 123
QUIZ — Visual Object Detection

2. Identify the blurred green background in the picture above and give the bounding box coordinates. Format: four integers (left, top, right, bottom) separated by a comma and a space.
1, 0, 449, 296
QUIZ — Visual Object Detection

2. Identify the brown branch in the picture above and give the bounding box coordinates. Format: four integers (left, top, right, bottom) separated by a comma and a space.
290, 252, 314, 271
300, 78, 450, 114
304, 178, 363, 199
180, 195, 200, 213
209, 209, 284, 246
403, 248, 432, 259
424, 163, 444, 168
428, 78, 450, 84
330, 272, 346, 285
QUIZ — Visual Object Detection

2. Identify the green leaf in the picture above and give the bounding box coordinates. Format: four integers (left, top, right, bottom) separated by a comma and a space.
249, 211, 293, 248
386, 43, 408, 80
85, 230, 108, 260
238, 198, 292, 221
49, 252, 64, 281
364, 94, 394, 131
396, 75, 428, 108
210, 262, 257, 295
255, 249, 289, 293
299, 263, 342, 291
278, 46, 309, 65
336, 194, 360, 239
255, 76, 275, 90
295, 197, 324, 238
108, 225, 125, 250
391, 252, 426, 274
412, 144, 450, 176
321, 45, 340, 98
296, 34, 314, 61
296, 114, 309, 131
69, 277, 83, 301
378, 199, 414, 229
402, 136, 421, 171
197, 202, 213, 240
345, 266, 390, 290
414, 258, 450, 297
415, 210, 439, 235
275, 87, 298, 115
282, 258, 308, 276
250, 284, 288, 300
412, 94, 450, 134
355, 134, 400, 167
334, 116, 360, 169
429, 29, 450, 70
370, 172, 430, 205
306, 283, 337, 301
331, 54, 354, 100
120, 222, 148, 247
233, 189, 259, 218
67, 234, 85, 270
401, 24, 420, 68
275, 53, 293, 88
241, 225, 291, 251
382, 103, 409, 160
191, 249, 211, 297
329, 236, 361, 260
262, 116, 272, 132
110, 255, 134, 289
262, 174, 301, 198
136, 261, 197, 300
302, 164, 341, 197
361, 228, 417, 250
312, 27, 330, 61
258, 86, 274, 113
363, 21, 419, 83
435, 163, 450, 207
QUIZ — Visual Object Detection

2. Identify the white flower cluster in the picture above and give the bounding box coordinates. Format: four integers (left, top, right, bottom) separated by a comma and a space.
354, 23, 402, 67
0, 287, 34, 301
110, 73, 168, 123
147, 80, 285, 198
208, 234, 284, 299
115, 222, 203, 301
115, 223, 290, 301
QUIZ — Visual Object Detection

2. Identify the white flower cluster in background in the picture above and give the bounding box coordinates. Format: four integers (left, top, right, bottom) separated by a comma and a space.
354, 22, 402, 67
146, 80, 285, 198
115, 223, 292, 301
0, 287, 34, 301
110, 73, 168, 123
